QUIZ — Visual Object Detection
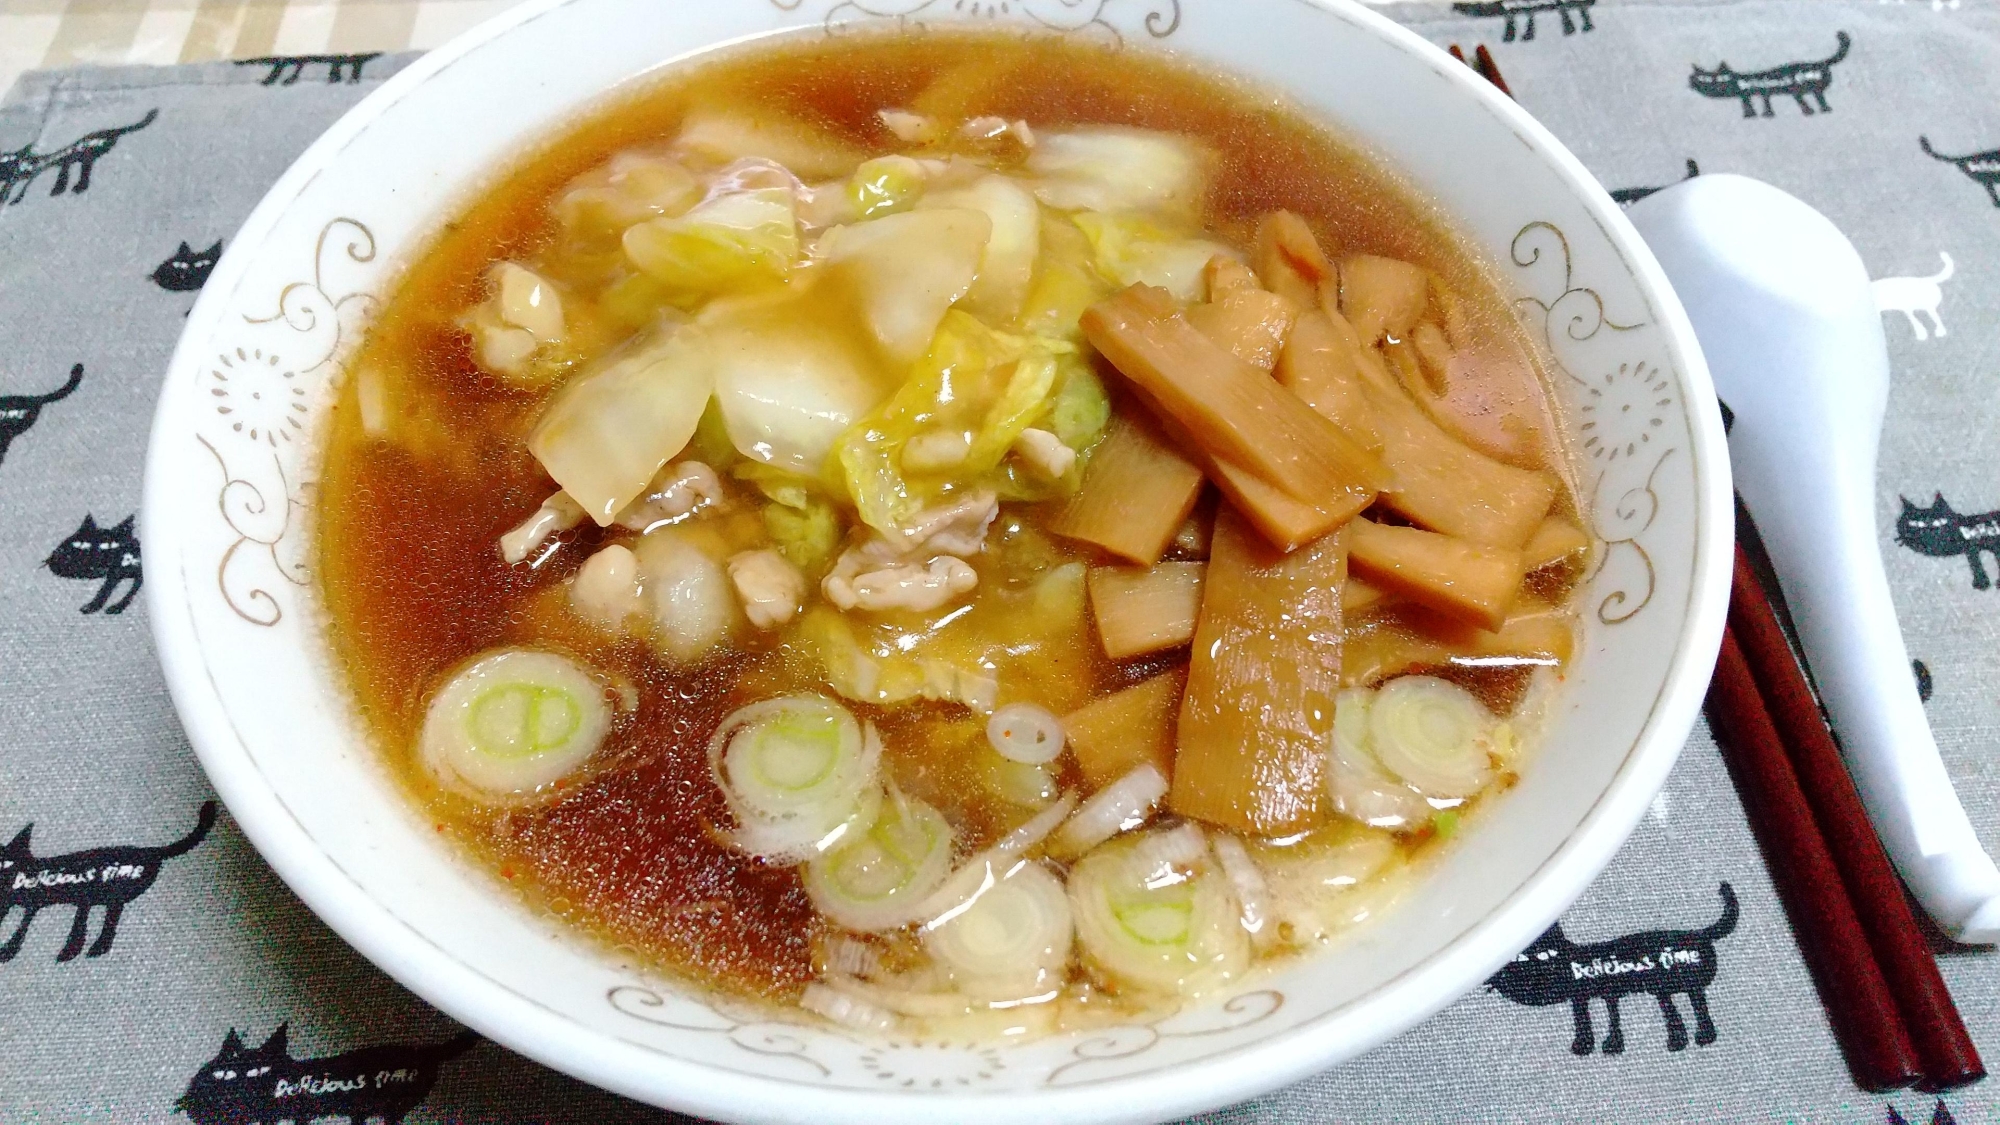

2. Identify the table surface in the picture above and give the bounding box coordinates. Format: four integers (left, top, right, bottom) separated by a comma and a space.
3, 2, 1998, 1124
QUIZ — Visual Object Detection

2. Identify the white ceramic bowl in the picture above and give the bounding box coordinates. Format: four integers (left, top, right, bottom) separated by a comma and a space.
143, 2, 1732, 1122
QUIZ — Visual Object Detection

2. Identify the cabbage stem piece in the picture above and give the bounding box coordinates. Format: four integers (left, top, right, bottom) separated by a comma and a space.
420, 649, 611, 803
1068, 826, 1248, 996
528, 325, 714, 524
1061, 669, 1184, 792
1086, 562, 1204, 660
1169, 511, 1346, 836
1049, 412, 1203, 566
707, 695, 883, 864
1348, 517, 1526, 632
805, 786, 954, 931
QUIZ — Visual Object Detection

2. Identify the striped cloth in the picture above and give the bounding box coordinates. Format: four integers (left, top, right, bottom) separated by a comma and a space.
0, 0, 518, 96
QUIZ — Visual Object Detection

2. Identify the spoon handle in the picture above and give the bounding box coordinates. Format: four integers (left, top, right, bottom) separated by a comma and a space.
1628, 174, 2000, 942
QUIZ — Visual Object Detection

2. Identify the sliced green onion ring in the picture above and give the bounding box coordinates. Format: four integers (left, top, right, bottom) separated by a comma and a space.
1051, 763, 1166, 859
708, 695, 883, 864
986, 702, 1066, 764
924, 859, 1073, 1001
911, 792, 1077, 926
804, 785, 955, 932
1327, 687, 1432, 829
1068, 824, 1249, 996
1368, 675, 1497, 798
419, 648, 611, 804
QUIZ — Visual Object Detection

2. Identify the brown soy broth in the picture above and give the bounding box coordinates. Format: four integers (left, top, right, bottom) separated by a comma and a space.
316, 31, 1570, 1008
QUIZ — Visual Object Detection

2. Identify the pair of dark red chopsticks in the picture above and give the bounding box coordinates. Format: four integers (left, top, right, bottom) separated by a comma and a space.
1449, 43, 1983, 1093
1714, 518, 1981, 1091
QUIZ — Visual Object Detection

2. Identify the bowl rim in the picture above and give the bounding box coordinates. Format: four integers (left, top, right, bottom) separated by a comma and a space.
143, 1, 1733, 1121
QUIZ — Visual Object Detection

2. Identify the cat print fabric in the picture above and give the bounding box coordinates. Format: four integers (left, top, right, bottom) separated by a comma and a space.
1920, 136, 2000, 207
152, 241, 222, 292
1, 803, 215, 963
1611, 159, 1701, 205
1874, 253, 1953, 341
0, 109, 157, 204
235, 54, 382, 86
1896, 494, 2000, 589
45, 514, 143, 614
1888, 1100, 1961, 1125
175, 1024, 478, 1125
1450, 0, 1597, 42
1690, 32, 1852, 117
1487, 884, 1738, 1055
0, 363, 82, 468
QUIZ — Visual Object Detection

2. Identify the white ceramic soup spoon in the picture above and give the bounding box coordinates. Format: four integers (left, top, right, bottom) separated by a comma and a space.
1627, 173, 2000, 943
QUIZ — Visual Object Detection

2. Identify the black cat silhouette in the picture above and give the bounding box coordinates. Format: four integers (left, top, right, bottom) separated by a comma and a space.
235, 53, 381, 86
1897, 493, 2000, 590
0, 362, 82, 468
1, 801, 215, 963
1451, 0, 1596, 41
0, 108, 157, 204
1488, 883, 1738, 1055
152, 240, 223, 292
1889, 1100, 1960, 1125
1919, 136, 2000, 208
1690, 32, 1851, 118
45, 514, 143, 614
175, 1024, 479, 1125
1611, 159, 1702, 205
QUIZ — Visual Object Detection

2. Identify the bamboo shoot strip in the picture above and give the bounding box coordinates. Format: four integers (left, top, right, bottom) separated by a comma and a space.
1522, 515, 1591, 571
1339, 254, 1429, 344
1170, 510, 1346, 836
1363, 376, 1556, 548
1348, 517, 1525, 632
1081, 286, 1388, 505
1062, 669, 1186, 792
1341, 604, 1575, 688
1252, 210, 1335, 310
1051, 411, 1205, 565
1089, 562, 1206, 659
1203, 455, 1358, 552
1278, 309, 1384, 451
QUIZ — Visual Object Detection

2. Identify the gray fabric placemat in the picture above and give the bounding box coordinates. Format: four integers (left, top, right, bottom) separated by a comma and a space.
2, 4, 1996, 1121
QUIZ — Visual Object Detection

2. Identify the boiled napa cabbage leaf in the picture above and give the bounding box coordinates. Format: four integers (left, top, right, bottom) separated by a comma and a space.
1073, 212, 1237, 303
706, 288, 892, 478
921, 175, 1041, 322
1048, 352, 1111, 453
623, 187, 800, 296
528, 324, 714, 524
1015, 214, 1111, 341
554, 150, 701, 241
1026, 127, 1207, 217
847, 155, 928, 220
821, 208, 992, 368
835, 311, 1070, 534
674, 105, 866, 180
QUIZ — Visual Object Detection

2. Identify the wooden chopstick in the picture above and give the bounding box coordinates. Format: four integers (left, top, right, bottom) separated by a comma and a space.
1730, 539, 1986, 1089
1448, 40, 1978, 1092
1707, 627, 1923, 1091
